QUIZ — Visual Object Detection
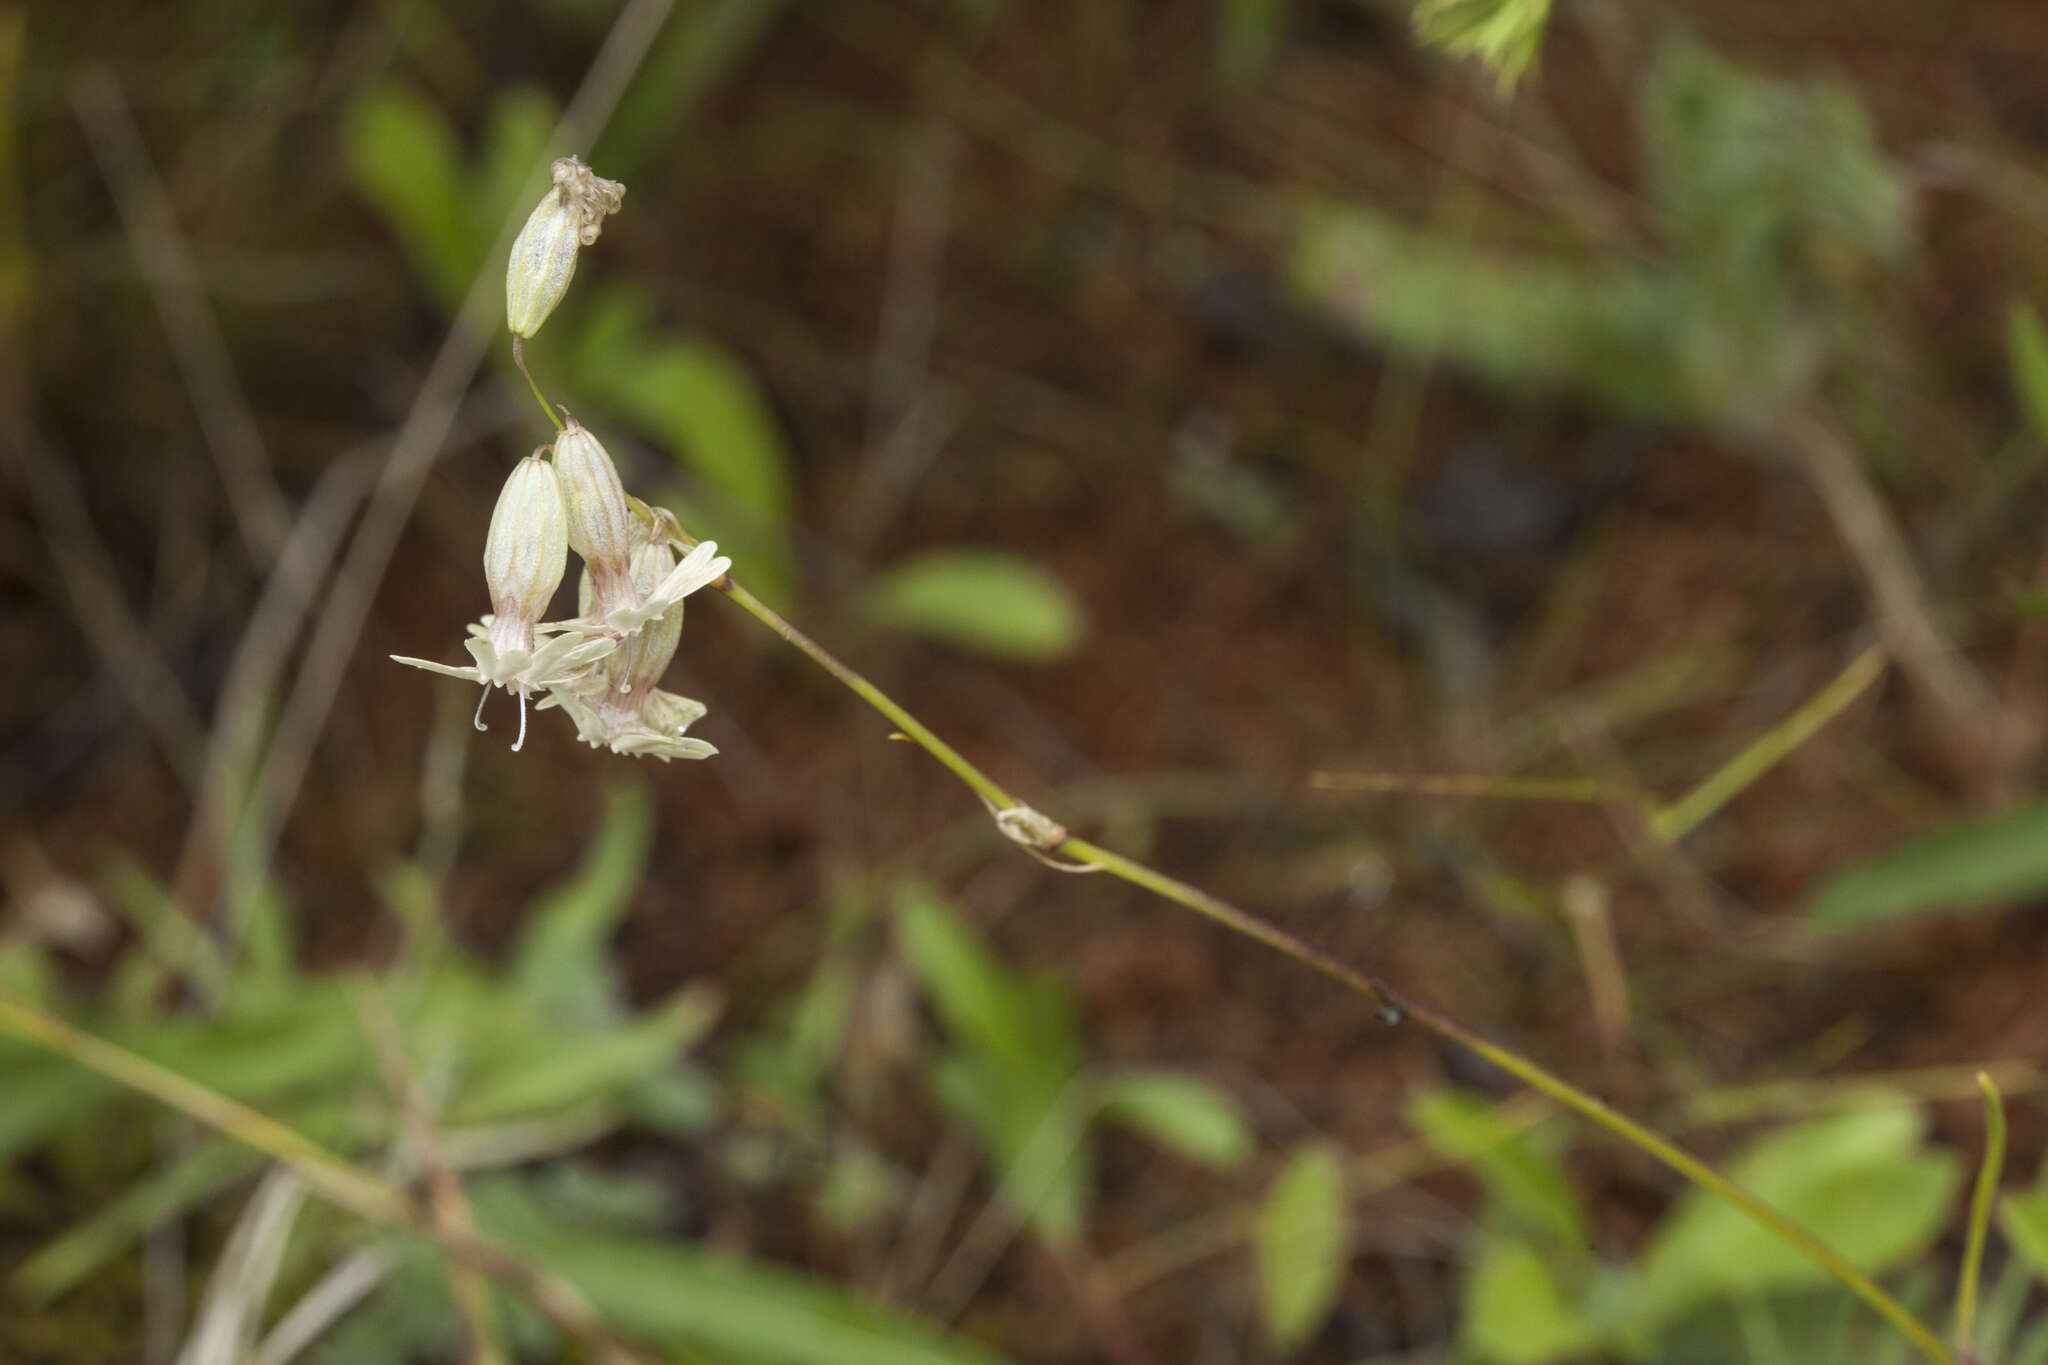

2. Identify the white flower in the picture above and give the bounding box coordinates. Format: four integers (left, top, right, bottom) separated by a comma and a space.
603, 539, 729, 635
539, 685, 717, 763
391, 452, 606, 750
391, 626, 617, 751
539, 540, 721, 761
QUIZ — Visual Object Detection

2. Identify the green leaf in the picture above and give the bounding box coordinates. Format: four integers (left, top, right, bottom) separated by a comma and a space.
1806, 798, 2048, 930
861, 550, 1085, 661
2010, 302, 2048, 444
0, 1054, 117, 1163
343, 85, 473, 303
896, 890, 1041, 1075
1461, 1239, 1596, 1365
1411, 0, 1553, 92
2002, 1190, 2048, 1281
898, 889, 1090, 1242
473, 87, 559, 235
1255, 1143, 1348, 1351
1409, 1090, 1586, 1253
605, 338, 794, 524
1094, 1072, 1254, 1168
510, 782, 654, 1022
1625, 1105, 1959, 1336
478, 1175, 1015, 1365
449, 988, 718, 1125
18, 1131, 279, 1301
1216, 0, 1288, 82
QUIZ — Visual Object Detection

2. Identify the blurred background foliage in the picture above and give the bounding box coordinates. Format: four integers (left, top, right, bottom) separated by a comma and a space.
14, 0, 2048, 1361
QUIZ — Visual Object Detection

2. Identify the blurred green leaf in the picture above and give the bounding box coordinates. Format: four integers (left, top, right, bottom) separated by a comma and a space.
101, 851, 227, 1000
18, 1132, 272, 1301
1095, 1072, 1253, 1168
473, 87, 558, 232
897, 890, 1090, 1242
1461, 1238, 1596, 1365
479, 1174, 1014, 1365
736, 959, 855, 1133
897, 890, 1036, 1072
1216, 0, 1288, 82
1294, 37, 1904, 428
1625, 1106, 1959, 1336
451, 987, 718, 1125
2009, 302, 2048, 444
598, 337, 794, 524
0, 942, 55, 1005
2002, 1190, 2048, 1282
0, 1054, 117, 1163
626, 1063, 724, 1137
862, 550, 1085, 661
510, 782, 654, 1022
130, 983, 368, 1103
1411, 0, 1552, 92
1410, 1090, 1586, 1253
568, 290, 798, 595
1255, 1143, 1348, 1351
343, 85, 472, 303
1647, 38, 1907, 282
1805, 798, 2048, 930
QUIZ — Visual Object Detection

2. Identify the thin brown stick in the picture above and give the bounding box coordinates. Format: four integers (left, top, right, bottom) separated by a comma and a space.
70, 70, 293, 566
1776, 406, 2000, 775
24, 426, 208, 781
352, 987, 504, 1365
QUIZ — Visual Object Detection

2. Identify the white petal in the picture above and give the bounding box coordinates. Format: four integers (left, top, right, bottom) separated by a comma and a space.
608, 541, 729, 634
390, 655, 486, 682
611, 733, 718, 761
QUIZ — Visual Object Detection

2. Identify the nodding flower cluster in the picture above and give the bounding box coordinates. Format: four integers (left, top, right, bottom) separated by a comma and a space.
393, 159, 730, 760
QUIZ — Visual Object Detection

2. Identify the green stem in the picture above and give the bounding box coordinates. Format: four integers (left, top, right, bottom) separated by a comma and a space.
1650, 645, 1887, 843
715, 576, 1021, 815
512, 335, 563, 432
1955, 1072, 2006, 1361
706, 569, 1953, 1365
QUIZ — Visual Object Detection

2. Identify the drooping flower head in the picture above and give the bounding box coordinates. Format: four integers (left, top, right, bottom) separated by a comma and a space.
391, 452, 615, 749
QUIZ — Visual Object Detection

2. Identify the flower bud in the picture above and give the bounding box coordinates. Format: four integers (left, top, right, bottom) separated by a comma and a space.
506, 156, 625, 338
483, 451, 567, 660
553, 418, 636, 613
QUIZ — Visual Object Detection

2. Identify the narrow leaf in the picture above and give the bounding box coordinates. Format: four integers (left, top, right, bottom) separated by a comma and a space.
1806, 798, 2048, 930
2009, 301, 2048, 444
1096, 1072, 1254, 1168
862, 550, 1085, 661
1461, 1239, 1595, 1365
1256, 1143, 1348, 1350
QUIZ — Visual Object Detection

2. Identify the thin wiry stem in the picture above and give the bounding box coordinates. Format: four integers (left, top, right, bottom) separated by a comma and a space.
705, 564, 1954, 1365
1955, 1073, 2007, 1361
512, 335, 564, 432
